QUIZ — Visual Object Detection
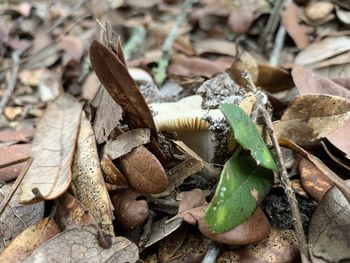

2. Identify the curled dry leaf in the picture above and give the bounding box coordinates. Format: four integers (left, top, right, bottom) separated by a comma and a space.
105, 128, 151, 160
100, 154, 129, 188
308, 180, 350, 263
0, 182, 44, 252
22, 225, 139, 263
295, 36, 350, 65
110, 189, 149, 230
71, 113, 114, 236
0, 217, 60, 263
217, 228, 299, 263
281, 1, 310, 48
116, 146, 168, 194
274, 94, 350, 145
299, 158, 333, 202
55, 192, 95, 230
0, 144, 31, 182
228, 7, 255, 34
256, 64, 294, 92
20, 94, 82, 204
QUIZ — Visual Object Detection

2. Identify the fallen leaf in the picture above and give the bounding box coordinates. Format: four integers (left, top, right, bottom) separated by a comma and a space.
274, 94, 350, 145
58, 35, 84, 61
299, 158, 334, 202
282, 2, 310, 48
205, 155, 274, 233
178, 189, 206, 214
220, 104, 277, 171
0, 129, 34, 143
304, 1, 334, 22
71, 113, 114, 236
0, 217, 60, 263
100, 154, 129, 188
82, 72, 100, 101
22, 225, 139, 263
20, 94, 82, 204
0, 182, 44, 252
115, 146, 168, 194
336, 6, 350, 25
168, 54, 234, 78
308, 180, 350, 263
194, 39, 236, 57
328, 121, 350, 158
25, 43, 61, 69
38, 69, 60, 102
291, 179, 310, 199
105, 128, 151, 160
111, 189, 149, 230
217, 228, 299, 263
55, 192, 95, 230
256, 64, 294, 92
227, 51, 258, 86
0, 144, 31, 182
295, 36, 350, 65
310, 51, 350, 69
19, 69, 45, 86
228, 7, 255, 34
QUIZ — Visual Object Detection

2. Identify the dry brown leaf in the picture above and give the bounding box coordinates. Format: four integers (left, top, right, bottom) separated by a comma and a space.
168, 54, 234, 78
227, 50, 258, 86
100, 154, 129, 188
20, 94, 82, 204
228, 7, 255, 34
55, 192, 95, 230
22, 225, 139, 263
0, 182, 44, 252
0, 129, 34, 143
116, 146, 168, 194
328, 120, 350, 158
299, 158, 333, 202
58, 35, 84, 61
194, 39, 236, 57
274, 94, 350, 145
105, 128, 151, 160
217, 228, 299, 263
0, 144, 31, 182
281, 2, 310, 48
295, 36, 350, 65
111, 189, 149, 230
178, 189, 206, 214
0, 217, 60, 263
256, 64, 294, 92
310, 51, 350, 69
71, 113, 114, 236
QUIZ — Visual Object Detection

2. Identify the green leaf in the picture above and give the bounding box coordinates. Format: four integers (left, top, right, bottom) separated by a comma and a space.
205, 155, 273, 233
220, 104, 277, 171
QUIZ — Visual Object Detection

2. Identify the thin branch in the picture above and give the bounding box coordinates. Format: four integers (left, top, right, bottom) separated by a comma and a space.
269, 25, 286, 66
0, 156, 30, 170
201, 240, 221, 263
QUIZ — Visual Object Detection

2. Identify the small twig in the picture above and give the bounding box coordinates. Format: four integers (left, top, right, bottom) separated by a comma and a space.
153, 0, 195, 84
0, 52, 20, 115
201, 240, 221, 263
269, 25, 286, 66
242, 72, 311, 263
0, 157, 33, 218
123, 26, 146, 61
0, 157, 30, 170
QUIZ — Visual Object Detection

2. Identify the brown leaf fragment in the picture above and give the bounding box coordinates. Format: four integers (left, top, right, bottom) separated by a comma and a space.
111, 189, 149, 230
0, 217, 60, 263
178, 189, 206, 214
116, 146, 168, 194
299, 158, 333, 202
0, 182, 44, 252
228, 7, 255, 34
0, 144, 31, 182
257, 64, 294, 92
58, 35, 84, 61
0, 129, 34, 143
217, 228, 299, 263
227, 50, 258, 86
55, 192, 95, 230
71, 113, 114, 236
310, 51, 350, 69
105, 128, 151, 159
274, 94, 350, 145
308, 180, 350, 263
89, 40, 158, 139
100, 154, 129, 188
82, 72, 100, 101
20, 94, 82, 204
282, 2, 310, 48
22, 225, 139, 263
291, 179, 310, 199
194, 39, 237, 57
328, 120, 350, 158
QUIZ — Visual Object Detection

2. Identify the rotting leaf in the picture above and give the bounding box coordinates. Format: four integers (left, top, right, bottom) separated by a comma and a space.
100, 154, 129, 188
116, 146, 168, 194
22, 225, 139, 263
71, 112, 114, 236
205, 155, 274, 233
0, 217, 60, 263
308, 180, 350, 263
274, 94, 350, 145
55, 192, 95, 230
105, 128, 150, 160
20, 94, 82, 204
0, 182, 44, 252
220, 104, 277, 171
256, 64, 294, 92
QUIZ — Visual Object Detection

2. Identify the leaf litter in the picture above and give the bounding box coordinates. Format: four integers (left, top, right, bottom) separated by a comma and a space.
1, 0, 350, 262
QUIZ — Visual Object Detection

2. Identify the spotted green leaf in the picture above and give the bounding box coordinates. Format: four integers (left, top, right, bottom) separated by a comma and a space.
220, 104, 277, 171
205, 155, 273, 233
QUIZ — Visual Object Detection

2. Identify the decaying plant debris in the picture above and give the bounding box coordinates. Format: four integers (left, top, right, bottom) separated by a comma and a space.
1, 0, 350, 262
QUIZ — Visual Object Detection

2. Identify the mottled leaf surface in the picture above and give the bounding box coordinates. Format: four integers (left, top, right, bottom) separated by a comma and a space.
220, 104, 277, 171
205, 155, 273, 233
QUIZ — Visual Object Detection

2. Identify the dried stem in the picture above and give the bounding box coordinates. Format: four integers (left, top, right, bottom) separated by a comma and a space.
242, 71, 311, 263
269, 25, 286, 66
201, 240, 221, 263
0, 156, 30, 170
